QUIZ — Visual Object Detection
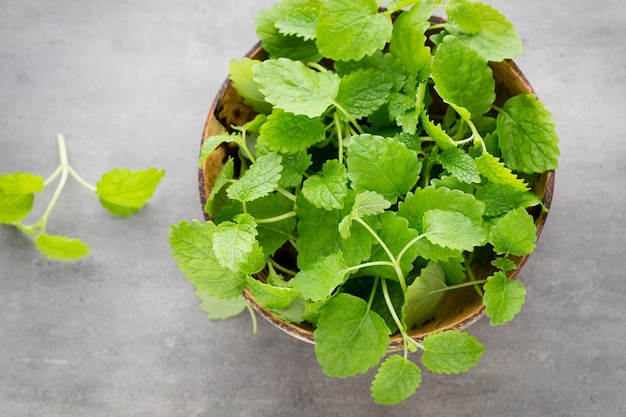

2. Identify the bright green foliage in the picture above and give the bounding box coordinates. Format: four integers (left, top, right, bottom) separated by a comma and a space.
259, 110, 326, 153
420, 110, 456, 150
483, 271, 526, 325
422, 330, 485, 374
475, 153, 529, 192
437, 148, 481, 184
212, 213, 260, 271
246, 275, 300, 310
301, 160, 348, 210
247, 193, 297, 257
489, 207, 537, 256
336, 69, 394, 119
446, 0, 524, 61
229, 58, 273, 114
33, 234, 90, 261
390, 3, 433, 76
491, 257, 518, 272
199, 133, 239, 168
196, 289, 247, 320
338, 191, 390, 238
316, 0, 393, 62
423, 209, 486, 252
169, 220, 246, 299
276, 150, 311, 188
253, 58, 339, 117
288, 252, 348, 302
403, 262, 447, 329
275, 7, 319, 41
0, 172, 44, 223
497, 93, 560, 173
205, 158, 235, 218
476, 182, 527, 217
347, 134, 421, 203
432, 36, 495, 118
371, 355, 422, 404
227, 153, 283, 203
96, 168, 165, 217
314, 293, 390, 378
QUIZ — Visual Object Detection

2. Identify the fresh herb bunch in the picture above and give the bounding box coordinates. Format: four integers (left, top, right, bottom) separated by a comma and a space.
169, 0, 559, 404
1, 133, 165, 260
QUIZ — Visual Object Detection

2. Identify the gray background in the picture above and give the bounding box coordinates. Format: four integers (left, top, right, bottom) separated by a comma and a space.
1, 0, 624, 416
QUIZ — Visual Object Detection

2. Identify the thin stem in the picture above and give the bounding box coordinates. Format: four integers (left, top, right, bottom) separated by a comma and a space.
307, 62, 328, 73
334, 112, 344, 165
332, 101, 364, 135
275, 186, 297, 202
396, 234, 426, 265
464, 255, 484, 298
255, 211, 297, 224
424, 279, 489, 297
38, 134, 71, 232
43, 165, 62, 187
68, 166, 96, 192
366, 276, 380, 310
245, 302, 258, 335
269, 258, 298, 277
344, 260, 397, 274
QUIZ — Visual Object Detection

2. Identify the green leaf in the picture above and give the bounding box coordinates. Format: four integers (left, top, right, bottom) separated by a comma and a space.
169, 220, 246, 299
277, 150, 312, 188
275, 7, 319, 41
437, 148, 481, 184
248, 193, 297, 257
475, 153, 529, 192
334, 51, 407, 92
339, 191, 391, 239
423, 209, 486, 252
371, 355, 422, 405
33, 233, 90, 260
228, 58, 273, 114
301, 160, 348, 210
227, 152, 282, 203
246, 275, 300, 310
314, 293, 390, 378
475, 182, 526, 218
491, 257, 518, 272
347, 134, 421, 203
288, 253, 349, 302
96, 168, 165, 217
204, 157, 235, 218
199, 132, 240, 168
212, 213, 259, 271
389, 2, 433, 76
316, 0, 393, 62
483, 271, 526, 325
195, 289, 247, 320
497, 93, 560, 173
421, 330, 484, 374
258, 109, 325, 153
431, 35, 495, 118
446, 0, 524, 61
336, 69, 394, 119
403, 262, 447, 330
253, 58, 339, 117
0, 172, 45, 223
489, 207, 537, 256
420, 109, 456, 150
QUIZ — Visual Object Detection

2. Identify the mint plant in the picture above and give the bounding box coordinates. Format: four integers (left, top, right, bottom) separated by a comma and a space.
169, 0, 559, 404
1, 133, 164, 260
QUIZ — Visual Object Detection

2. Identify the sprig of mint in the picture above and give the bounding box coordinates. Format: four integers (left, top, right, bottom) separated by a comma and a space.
170, 0, 559, 404
1, 133, 164, 260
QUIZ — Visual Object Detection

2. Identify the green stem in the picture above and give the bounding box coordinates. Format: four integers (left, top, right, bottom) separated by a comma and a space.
43, 165, 62, 187
307, 62, 328, 73
424, 279, 489, 297
334, 112, 344, 165
275, 186, 297, 202
464, 255, 484, 298
332, 101, 364, 135
381, 278, 419, 354
37, 134, 71, 233
344, 260, 397, 274
269, 258, 298, 277
366, 276, 379, 310
245, 302, 258, 335
396, 234, 426, 266
68, 166, 96, 192
255, 211, 297, 224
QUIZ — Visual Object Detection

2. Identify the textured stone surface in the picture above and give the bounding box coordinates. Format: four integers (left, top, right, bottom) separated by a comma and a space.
1, 0, 624, 416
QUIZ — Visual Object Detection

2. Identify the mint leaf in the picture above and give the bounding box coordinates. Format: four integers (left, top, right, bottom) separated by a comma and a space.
437, 148, 481, 184
371, 355, 422, 405
334, 51, 407, 92
301, 160, 348, 210
403, 262, 447, 329
33, 233, 90, 260
169, 220, 246, 299
0, 172, 45, 223
246, 275, 300, 310
253, 58, 339, 117
204, 157, 235, 218
475, 153, 529, 192
258, 109, 325, 153
347, 134, 421, 203
336, 68, 394, 119
96, 168, 165, 217
227, 153, 282, 203
491, 257, 518, 272
475, 182, 526, 218
314, 293, 390, 378
248, 193, 297, 257
212, 213, 259, 271
489, 207, 537, 256
389, 2, 433, 76
446, 0, 524, 61
228, 57, 272, 114
195, 289, 247, 320
420, 109, 456, 150
288, 252, 348, 302
275, 7, 319, 41
483, 271, 526, 325
431, 35, 495, 118
277, 150, 311, 188
497, 93, 560, 173
316, 0, 393, 62
421, 330, 484, 374
339, 191, 391, 239
423, 209, 486, 252
199, 132, 239, 168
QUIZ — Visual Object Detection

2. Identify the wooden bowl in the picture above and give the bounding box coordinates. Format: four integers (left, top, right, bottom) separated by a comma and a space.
198, 40, 555, 348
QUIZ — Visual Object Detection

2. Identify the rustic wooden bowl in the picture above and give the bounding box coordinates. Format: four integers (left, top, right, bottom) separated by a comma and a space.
198, 38, 555, 349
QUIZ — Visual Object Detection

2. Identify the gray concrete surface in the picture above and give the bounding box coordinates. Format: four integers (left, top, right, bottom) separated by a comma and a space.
1, 0, 624, 416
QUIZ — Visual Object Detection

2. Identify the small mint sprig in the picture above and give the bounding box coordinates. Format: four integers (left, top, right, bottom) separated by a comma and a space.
0, 133, 165, 261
